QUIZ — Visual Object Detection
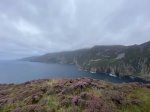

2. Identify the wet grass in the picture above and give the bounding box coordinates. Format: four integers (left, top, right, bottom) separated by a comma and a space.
120, 88, 150, 112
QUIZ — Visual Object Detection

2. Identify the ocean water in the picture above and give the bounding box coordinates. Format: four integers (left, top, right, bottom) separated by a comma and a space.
0, 60, 149, 84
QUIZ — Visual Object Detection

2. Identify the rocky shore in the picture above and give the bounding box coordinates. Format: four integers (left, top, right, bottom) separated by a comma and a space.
0, 78, 150, 112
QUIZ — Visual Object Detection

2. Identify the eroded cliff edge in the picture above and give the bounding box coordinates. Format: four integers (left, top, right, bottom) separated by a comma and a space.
22, 41, 150, 81
0, 78, 150, 112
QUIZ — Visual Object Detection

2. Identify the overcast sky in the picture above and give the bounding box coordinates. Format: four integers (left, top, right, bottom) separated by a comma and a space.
0, 0, 150, 59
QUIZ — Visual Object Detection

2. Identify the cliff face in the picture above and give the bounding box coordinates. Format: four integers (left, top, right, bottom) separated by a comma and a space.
0, 78, 150, 112
22, 49, 89, 64
22, 41, 150, 80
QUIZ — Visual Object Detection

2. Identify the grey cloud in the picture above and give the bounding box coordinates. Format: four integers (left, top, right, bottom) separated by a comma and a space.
0, 0, 150, 59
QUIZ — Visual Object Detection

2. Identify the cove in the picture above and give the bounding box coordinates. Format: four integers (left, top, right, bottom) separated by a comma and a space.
0, 60, 149, 84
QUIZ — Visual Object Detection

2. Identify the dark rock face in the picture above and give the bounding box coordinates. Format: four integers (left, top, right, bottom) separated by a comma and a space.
0, 78, 150, 112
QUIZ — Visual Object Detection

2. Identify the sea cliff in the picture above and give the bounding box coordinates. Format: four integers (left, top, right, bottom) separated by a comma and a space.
22, 41, 150, 81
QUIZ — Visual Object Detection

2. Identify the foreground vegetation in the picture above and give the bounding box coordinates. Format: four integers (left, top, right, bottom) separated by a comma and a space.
0, 78, 150, 112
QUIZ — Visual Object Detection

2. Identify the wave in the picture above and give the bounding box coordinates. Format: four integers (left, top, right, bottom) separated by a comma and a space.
109, 74, 117, 77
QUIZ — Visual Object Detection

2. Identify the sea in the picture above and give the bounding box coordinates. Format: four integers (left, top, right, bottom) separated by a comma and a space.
0, 60, 149, 84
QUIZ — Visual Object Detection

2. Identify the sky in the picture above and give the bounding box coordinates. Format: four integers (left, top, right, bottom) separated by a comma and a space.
0, 0, 150, 59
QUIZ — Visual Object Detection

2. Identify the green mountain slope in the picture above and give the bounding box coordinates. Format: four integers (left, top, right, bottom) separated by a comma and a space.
22, 41, 150, 80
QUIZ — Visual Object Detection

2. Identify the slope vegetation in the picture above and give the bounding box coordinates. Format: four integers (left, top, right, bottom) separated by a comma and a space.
0, 78, 150, 112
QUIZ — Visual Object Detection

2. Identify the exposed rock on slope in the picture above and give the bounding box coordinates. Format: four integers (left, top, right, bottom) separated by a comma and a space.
22, 41, 150, 80
0, 78, 150, 112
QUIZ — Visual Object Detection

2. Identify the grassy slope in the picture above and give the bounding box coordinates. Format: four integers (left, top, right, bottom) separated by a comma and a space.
0, 78, 150, 112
